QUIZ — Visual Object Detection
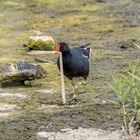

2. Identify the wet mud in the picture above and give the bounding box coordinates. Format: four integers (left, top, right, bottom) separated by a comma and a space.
0, 0, 140, 139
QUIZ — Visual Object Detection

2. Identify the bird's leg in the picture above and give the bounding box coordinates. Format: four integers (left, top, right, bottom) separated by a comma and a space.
70, 79, 87, 103
78, 79, 87, 86
76, 79, 88, 94
71, 80, 79, 101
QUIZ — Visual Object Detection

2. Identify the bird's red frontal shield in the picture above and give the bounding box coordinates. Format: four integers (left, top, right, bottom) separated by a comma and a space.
55, 44, 60, 53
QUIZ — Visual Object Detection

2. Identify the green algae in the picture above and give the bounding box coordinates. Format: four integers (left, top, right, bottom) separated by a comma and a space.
0, 0, 8, 6
26, 15, 88, 30
26, 39, 55, 50
41, 63, 60, 88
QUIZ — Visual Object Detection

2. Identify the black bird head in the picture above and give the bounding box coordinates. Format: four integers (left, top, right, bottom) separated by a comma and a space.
55, 42, 70, 54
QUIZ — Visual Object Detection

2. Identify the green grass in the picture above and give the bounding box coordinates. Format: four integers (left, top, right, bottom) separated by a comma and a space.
0, 0, 7, 5
110, 63, 140, 134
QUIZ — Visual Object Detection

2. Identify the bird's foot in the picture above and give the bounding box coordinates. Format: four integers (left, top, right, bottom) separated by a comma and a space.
69, 94, 80, 104
69, 97, 80, 104
80, 80, 87, 86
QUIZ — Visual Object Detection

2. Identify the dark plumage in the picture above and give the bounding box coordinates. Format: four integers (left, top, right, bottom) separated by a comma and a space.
56, 42, 91, 81
55, 42, 91, 101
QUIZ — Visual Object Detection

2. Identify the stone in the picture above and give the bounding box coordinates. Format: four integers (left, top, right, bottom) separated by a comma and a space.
24, 36, 56, 51
0, 61, 47, 86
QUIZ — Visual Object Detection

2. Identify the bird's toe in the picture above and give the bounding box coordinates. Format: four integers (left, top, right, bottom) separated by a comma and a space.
69, 93, 80, 103
82, 80, 87, 85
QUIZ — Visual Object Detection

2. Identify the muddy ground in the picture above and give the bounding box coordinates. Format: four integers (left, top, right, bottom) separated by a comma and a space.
0, 0, 140, 139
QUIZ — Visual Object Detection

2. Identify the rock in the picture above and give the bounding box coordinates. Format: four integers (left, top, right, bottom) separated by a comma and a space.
0, 61, 47, 86
24, 36, 56, 51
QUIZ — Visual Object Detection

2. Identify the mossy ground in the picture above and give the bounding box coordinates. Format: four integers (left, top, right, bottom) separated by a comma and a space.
0, 0, 140, 139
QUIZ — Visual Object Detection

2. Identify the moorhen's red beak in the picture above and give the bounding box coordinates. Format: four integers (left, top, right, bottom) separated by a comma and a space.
55, 44, 60, 54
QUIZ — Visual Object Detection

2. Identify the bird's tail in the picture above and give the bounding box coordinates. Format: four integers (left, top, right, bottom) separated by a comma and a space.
85, 48, 92, 59
79, 43, 91, 48
79, 43, 92, 58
